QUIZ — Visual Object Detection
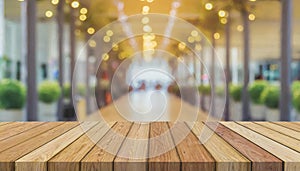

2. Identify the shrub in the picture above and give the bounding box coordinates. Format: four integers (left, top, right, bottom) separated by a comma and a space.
38, 81, 61, 104
198, 85, 211, 95
293, 90, 300, 113
292, 81, 300, 93
230, 84, 242, 102
63, 83, 71, 98
0, 79, 26, 109
248, 80, 268, 104
260, 86, 280, 109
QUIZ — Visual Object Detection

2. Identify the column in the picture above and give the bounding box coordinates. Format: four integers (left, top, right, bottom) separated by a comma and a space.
280, 0, 293, 121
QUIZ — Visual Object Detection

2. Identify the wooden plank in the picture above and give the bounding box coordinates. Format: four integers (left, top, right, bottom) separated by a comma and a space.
15, 122, 98, 171
206, 122, 282, 171
148, 122, 180, 171
239, 122, 300, 152
0, 122, 78, 171
274, 122, 300, 132
114, 123, 149, 171
0, 122, 10, 126
0, 122, 63, 153
168, 122, 215, 171
81, 122, 133, 171
48, 122, 116, 171
0, 122, 42, 141
222, 122, 300, 171
256, 122, 300, 141
188, 122, 250, 171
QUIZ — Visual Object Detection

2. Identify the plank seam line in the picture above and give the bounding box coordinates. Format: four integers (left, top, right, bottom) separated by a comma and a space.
79, 122, 118, 167
146, 123, 150, 171
167, 122, 182, 171
218, 122, 283, 164
46, 121, 100, 166
0, 122, 65, 154
185, 121, 216, 170
202, 121, 252, 167
271, 122, 300, 133
11, 122, 78, 167
253, 122, 300, 141
0, 122, 47, 142
0, 122, 43, 142
234, 122, 300, 157
220, 122, 286, 164
112, 122, 134, 171
0, 122, 11, 127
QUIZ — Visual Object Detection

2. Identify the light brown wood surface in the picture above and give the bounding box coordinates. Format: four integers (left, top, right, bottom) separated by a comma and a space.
190, 122, 250, 171
1, 121, 300, 171
81, 122, 133, 171
48, 122, 116, 171
149, 122, 180, 171
222, 122, 300, 171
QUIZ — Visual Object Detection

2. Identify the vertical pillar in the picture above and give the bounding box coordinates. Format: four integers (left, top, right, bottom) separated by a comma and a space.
24, 0, 37, 121
280, 0, 293, 121
224, 13, 231, 121
70, 8, 76, 105
211, 34, 216, 116
85, 35, 91, 115
200, 40, 205, 111
57, 0, 64, 120
242, 10, 251, 121
0, 0, 4, 59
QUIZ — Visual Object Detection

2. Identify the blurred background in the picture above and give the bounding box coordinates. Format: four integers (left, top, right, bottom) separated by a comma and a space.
0, 0, 298, 122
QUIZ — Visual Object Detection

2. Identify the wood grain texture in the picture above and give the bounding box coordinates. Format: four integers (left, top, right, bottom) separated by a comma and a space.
222, 122, 300, 171
0, 122, 10, 126
168, 122, 215, 171
149, 122, 180, 171
274, 122, 300, 132
256, 122, 300, 141
206, 122, 282, 171
81, 122, 133, 171
48, 122, 115, 171
239, 122, 300, 152
15, 122, 98, 171
0, 122, 78, 171
114, 123, 149, 171
189, 122, 250, 171
0, 122, 63, 153
0, 122, 42, 141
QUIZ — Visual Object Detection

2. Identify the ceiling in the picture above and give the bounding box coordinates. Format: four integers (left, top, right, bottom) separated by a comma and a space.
4, 0, 300, 60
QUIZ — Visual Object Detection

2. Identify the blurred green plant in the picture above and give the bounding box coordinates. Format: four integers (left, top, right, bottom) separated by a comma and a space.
0, 79, 26, 109
293, 89, 300, 113
248, 80, 268, 104
292, 81, 300, 93
216, 86, 225, 97
63, 83, 71, 99
230, 84, 242, 102
38, 81, 61, 104
198, 85, 211, 95
260, 86, 280, 109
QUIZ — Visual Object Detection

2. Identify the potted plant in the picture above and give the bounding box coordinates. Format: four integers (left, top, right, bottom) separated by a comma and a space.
198, 85, 211, 111
248, 80, 268, 120
229, 84, 242, 120
38, 80, 61, 121
0, 79, 26, 121
261, 86, 280, 121
292, 89, 300, 121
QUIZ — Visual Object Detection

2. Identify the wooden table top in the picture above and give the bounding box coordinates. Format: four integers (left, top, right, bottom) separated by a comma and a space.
0, 122, 300, 171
